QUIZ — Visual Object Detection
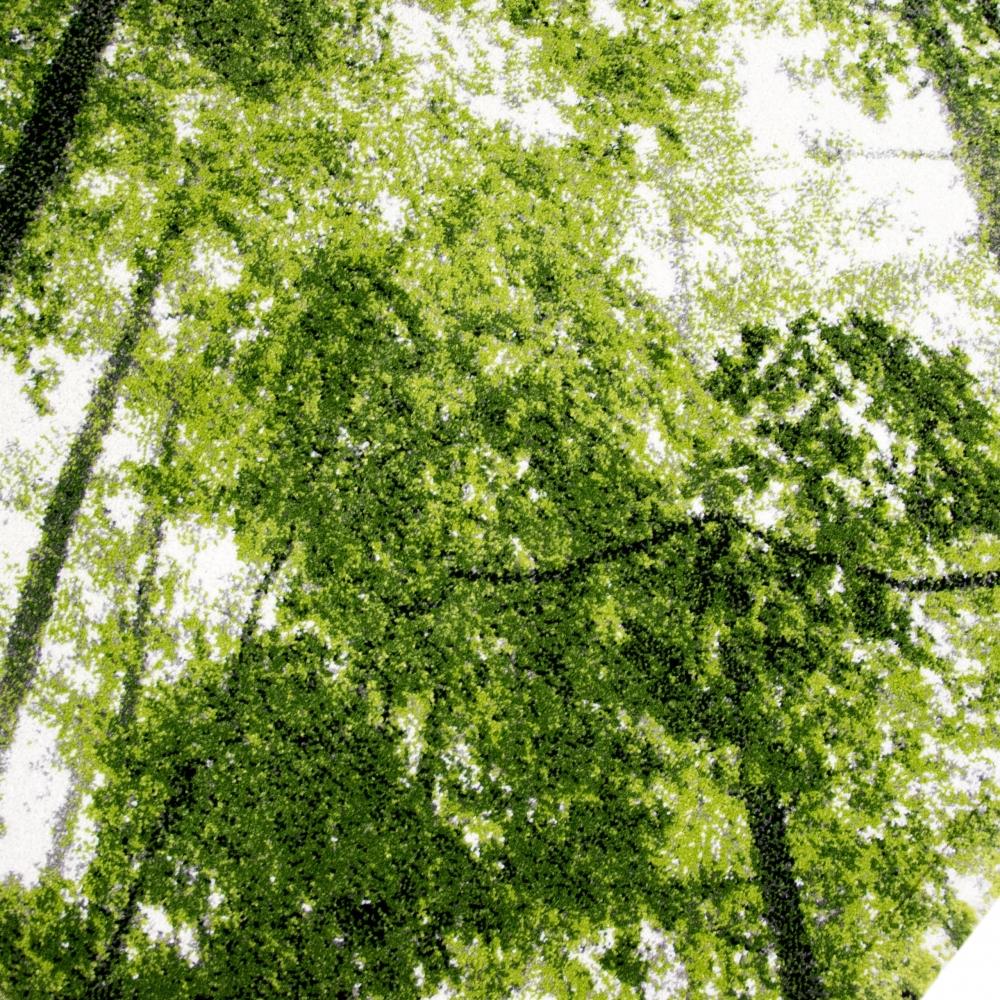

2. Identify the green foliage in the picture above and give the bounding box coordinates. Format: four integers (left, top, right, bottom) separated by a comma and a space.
796, 0, 911, 120
1, 1, 1000, 998
158, 0, 375, 102
705, 311, 1000, 557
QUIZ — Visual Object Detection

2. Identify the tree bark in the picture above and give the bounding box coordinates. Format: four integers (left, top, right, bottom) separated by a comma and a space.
0, 168, 192, 755
981, 0, 1000, 39
900, 0, 1000, 264
0, 0, 126, 288
741, 783, 827, 1000
87, 543, 292, 996
0, 265, 160, 755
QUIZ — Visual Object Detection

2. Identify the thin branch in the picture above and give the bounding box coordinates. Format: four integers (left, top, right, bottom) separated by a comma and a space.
89, 537, 295, 996
889, 569, 1000, 593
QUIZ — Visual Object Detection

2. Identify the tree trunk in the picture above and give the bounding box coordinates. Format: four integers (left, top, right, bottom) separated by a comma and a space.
0, 267, 160, 754
741, 782, 826, 1000
900, 0, 1000, 264
981, 0, 1000, 39
0, 0, 126, 288
87, 542, 292, 995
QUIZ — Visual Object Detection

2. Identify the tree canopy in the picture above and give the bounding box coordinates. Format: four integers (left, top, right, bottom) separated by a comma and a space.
1, 1, 1000, 999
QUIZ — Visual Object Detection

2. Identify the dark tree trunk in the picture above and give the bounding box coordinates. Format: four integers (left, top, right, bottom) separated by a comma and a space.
741, 783, 826, 1000
0, 265, 160, 754
0, 167, 194, 754
0, 3, 135, 746
0, 0, 126, 288
900, 0, 1000, 264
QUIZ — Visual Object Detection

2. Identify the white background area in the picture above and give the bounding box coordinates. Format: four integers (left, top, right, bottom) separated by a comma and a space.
923, 896, 1000, 998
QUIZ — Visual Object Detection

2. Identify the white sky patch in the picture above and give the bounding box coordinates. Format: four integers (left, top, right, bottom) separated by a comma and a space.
395, 709, 426, 781
101, 257, 137, 296
62, 790, 99, 885
97, 401, 158, 474
0, 347, 107, 628
645, 424, 668, 464
139, 903, 200, 965
823, 466, 866, 508
77, 169, 126, 201
637, 921, 688, 999
255, 587, 284, 635
739, 33, 954, 163
191, 243, 243, 292
620, 182, 679, 301
617, 9, 1000, 378
389, 1, 579, 148
98, 484, 144, 535
569, 928, 618, 995
170, 90, 205, 144
440, 737, 484, 793
464, 93, 578, 146
510, 534, 530, 559
38, 639, 102, 699
941, 747, 997, 801
923, 924, 955, 967
150, 284, 181, 361
232, 294, 274, 351
836, 393, 897, 461
256, 560, 296, 638
0, 511, 40, 635
207, 879, 225, 910
947, 869, 993, 919
590, 0, 627, 37
149, 520, 263, 682
0, 707, 73, 887
94, 402, 163, 540
462, 828, 481, 858
730, 23, 964, 253
734, 478, 788, 532
626, 123, 660, 167
483, 345, 524, 378
923, 896, 1000, 999
0, 346, 106, 460
374, 189, 410, 231
910, 598, 986, 675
